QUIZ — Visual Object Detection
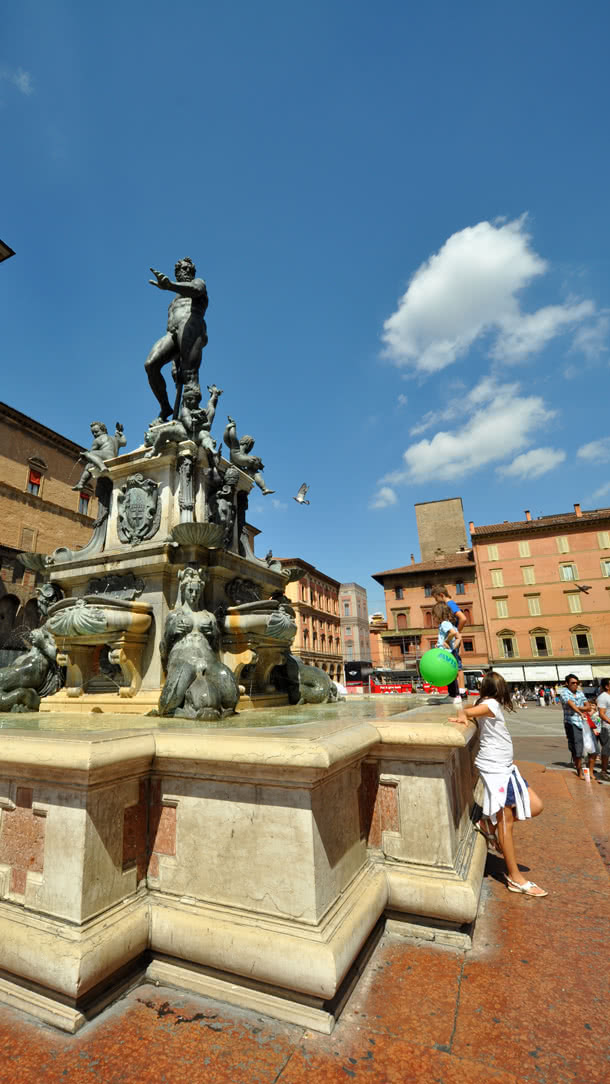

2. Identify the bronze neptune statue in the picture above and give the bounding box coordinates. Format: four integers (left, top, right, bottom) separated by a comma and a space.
145, 258, 209, 422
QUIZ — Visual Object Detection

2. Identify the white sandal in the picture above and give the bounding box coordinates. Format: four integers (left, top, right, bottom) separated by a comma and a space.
476, 819, 503, 855
506, 876, 548, 897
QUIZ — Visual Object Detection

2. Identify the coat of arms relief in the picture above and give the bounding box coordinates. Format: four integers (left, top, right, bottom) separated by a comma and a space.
117, 474, 161, 543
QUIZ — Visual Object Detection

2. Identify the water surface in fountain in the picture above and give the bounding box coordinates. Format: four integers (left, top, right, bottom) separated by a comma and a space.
0, 695, 430, 733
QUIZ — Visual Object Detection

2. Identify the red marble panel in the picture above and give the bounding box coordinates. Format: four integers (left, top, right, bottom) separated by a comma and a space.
122, 779, 148, 881
10, 868, 27, 895
153, 807, 176, 856
378, 781, 399, 834
358, 760, 381, 847
0, 788, 46, 895
147, 779, 177, 882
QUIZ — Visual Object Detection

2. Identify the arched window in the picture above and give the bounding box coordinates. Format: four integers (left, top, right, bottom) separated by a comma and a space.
463, 608, 471, 624
396, 612, 407, 630
424, 611, 432, 628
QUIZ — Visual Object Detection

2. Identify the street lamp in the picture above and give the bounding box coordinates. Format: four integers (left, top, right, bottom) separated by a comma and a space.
0, 240, 15, 264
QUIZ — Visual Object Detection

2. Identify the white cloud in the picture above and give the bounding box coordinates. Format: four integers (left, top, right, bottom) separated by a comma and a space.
571, 314, 610, 360
0, 67, 34, 95
397, 393, 408, 407
380, 378, 555, 485
498, 447, 566, 480
577, 438, 610, 463
271, 498, 289, 510
491, 302, 594, 363
589, 482, 610, 502
370, 486, 398, 510
381, 216, 598, 372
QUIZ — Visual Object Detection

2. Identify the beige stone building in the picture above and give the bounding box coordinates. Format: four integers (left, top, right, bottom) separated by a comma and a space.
338, 582, 371, 664
470, 503, 610, 684
276, 558, 343, 681
0, 402, 94, 648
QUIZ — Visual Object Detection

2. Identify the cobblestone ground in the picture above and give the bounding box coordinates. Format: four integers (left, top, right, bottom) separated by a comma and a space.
0, 712, 607, 1083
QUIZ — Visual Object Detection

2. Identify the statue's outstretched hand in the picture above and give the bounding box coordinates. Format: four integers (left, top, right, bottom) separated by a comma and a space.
149, 268, 171, 290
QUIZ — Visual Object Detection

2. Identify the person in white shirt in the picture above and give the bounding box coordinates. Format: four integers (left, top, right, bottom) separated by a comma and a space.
596, 677, 610, 783
450, 671, 547, 898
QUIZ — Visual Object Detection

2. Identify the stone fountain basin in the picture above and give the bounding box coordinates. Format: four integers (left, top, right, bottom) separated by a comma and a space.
46, 595, 153, 638
0, 699, 483, 1035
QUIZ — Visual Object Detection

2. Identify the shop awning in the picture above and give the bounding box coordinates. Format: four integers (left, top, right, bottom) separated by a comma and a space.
557, 664, 593, 680
524, 665, 558, 682
591, 665, 610, 679
494, 666, 525, 682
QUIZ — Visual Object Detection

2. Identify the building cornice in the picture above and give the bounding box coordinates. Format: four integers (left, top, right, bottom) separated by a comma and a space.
0, 402, 85, 457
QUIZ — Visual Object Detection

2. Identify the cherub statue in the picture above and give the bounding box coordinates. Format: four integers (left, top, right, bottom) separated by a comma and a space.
145, 384, 222, 459
72, 422, 126, 491
203, 449, 239, 549
223, 416, 274, 495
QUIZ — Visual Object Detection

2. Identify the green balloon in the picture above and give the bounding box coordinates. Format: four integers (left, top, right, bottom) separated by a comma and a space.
419, 648, 458, 686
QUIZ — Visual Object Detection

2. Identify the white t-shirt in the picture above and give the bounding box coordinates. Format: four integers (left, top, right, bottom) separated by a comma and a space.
597, 691, 610, 727
474, 697, 514, 773
436, 620, 457, 650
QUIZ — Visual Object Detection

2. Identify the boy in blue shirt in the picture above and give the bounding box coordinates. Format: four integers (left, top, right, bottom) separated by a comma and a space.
432, 601, 463, 705
431, 586, 467, 699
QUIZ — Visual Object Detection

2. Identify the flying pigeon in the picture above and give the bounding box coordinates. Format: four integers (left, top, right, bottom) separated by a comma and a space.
575, 583, 592, 593
293, 483, 310, 505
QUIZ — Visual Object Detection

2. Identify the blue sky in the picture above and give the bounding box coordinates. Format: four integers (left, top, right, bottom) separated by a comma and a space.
2, 1, 609, 612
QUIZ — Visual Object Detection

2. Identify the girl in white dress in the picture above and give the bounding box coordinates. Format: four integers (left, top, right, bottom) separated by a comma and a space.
450, 671, 547, 898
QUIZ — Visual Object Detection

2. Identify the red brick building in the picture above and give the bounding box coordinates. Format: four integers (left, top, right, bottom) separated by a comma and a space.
371, 551, 489, 677
0, 402, 94, 649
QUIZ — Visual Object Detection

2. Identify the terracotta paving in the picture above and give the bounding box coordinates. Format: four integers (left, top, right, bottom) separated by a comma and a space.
0, 761, 607, 1084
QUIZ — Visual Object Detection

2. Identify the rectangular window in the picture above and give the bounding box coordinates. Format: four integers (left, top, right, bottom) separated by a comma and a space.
527, 596, 541, 616
490, 569, 504, 588
27, 469, 41, 496
455, 581, 465, 595
344, 626, 351, 635
394, 587, 403, 600
487, 544, 499, 560
501, 637, 516, 658
343, 602, 350, 616
424, 585, 432, 597
518, 540, 531, 557
598, 531, 610, 549
559, 563, 577, 581
463, 639, 474, 652
495, 599, 508, 619
574, 632, 592, 655
556, 536, 570, 553
522, 566, 535, 585
602, 559, 610, 578
533, 635, 550, 657
78, 493, 90, 515
567, 593, 582, 613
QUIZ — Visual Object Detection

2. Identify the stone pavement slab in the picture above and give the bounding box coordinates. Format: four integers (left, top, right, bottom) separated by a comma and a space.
0, 760, 606, 1083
